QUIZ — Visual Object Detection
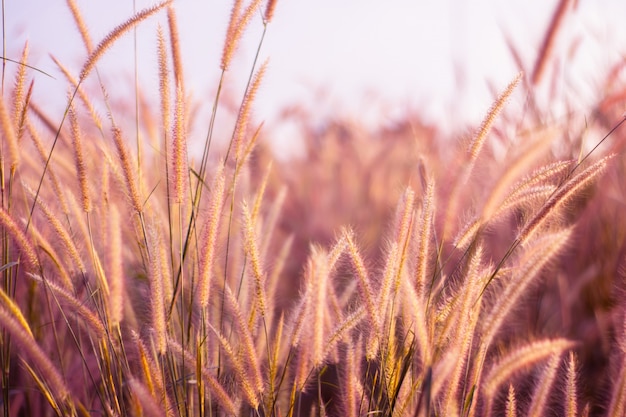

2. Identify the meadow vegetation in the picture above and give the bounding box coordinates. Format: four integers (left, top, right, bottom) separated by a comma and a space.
1, 0, 626, 416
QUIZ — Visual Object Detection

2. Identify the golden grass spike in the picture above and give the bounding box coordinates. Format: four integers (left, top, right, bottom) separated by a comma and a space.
171, 81, 189, 204
267, 311, 285, 409
27, 274, 106, 339
390, 186, 415, 295
527, 353, 561, 417
0, 286, 33, 338
414, 179, 435, 297
342, 343, 358, 417
444, 73, 521, 240
107, 204, 124, 326
242, 200, 268, 318
23, 182, 86, 273
517, 154, 613, 245
224, 285, 264, 394
442, 245, 485, 415
482, 227, 572, 348
479, 128, 563, 221
208, 322, 261, 408
147, 226, 167, 354
378, 242, 399, 322
323, 308, 365, 359
343, 227, 378, 332
565, 352, 578, 417
484, 339, 573, 401
133, 332, 156, 398
80, 0, 171, 81
308, 246, 331, 366
0, 207, 39, 271
221, 0, 263, 71
264, 0, 278, 23
68, 100, 91, 213
66, 0, 94, 54
198, 163, 225, 309
221, 0, 243, 71
167, 6, 183, 90
112, 126, 143, 213
0, 306, 70, 402
157, 25, 170, 151
506, 384, 517, 417
25, 222, 73, 290
26, 120, 71, 216
132, 330, 172, 416
531, 0, 572, 85
252, 161, 272, 224
468, 72, 522, 165
50, 55, 103, 131
12, 42, 29, 140
0, 94, 19, 174
231, 60, 268, 165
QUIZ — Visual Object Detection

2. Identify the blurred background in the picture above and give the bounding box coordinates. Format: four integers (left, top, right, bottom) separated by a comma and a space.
5, 0, 626, 156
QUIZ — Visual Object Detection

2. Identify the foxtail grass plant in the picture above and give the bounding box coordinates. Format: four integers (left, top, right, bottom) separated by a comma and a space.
1, 1, 626, 416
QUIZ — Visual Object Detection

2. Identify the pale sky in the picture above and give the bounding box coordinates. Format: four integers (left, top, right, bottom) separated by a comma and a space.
5, 1, 626, 155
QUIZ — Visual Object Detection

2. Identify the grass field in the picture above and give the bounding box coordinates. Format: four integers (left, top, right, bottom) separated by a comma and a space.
1, 0, 626, 416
